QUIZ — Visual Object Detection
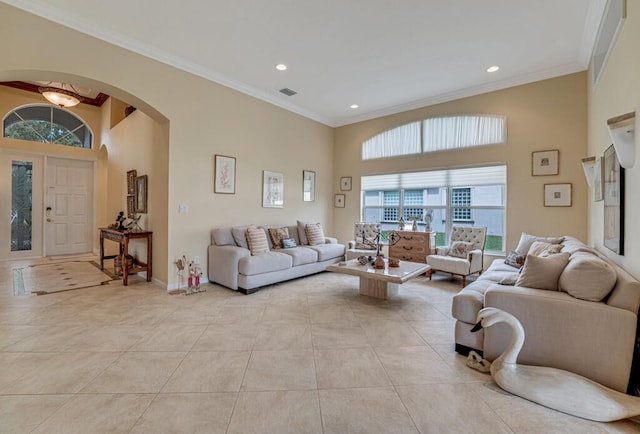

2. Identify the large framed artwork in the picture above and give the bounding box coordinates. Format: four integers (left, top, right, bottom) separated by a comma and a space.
214, 155, 236, 194
593, 156, 604, 202
303, 170, 315, 202
604, 144, 625, 255
263, 170, 284, 208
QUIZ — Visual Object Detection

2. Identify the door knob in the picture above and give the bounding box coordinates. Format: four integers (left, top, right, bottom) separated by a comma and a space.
46, 218, 53, 222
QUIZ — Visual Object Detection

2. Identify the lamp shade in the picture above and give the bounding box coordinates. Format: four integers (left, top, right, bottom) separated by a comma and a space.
38, 86, 81, 108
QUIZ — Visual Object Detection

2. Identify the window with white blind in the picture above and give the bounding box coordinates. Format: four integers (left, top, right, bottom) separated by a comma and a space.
361, 165, 506, 252
362, 115, 506, 160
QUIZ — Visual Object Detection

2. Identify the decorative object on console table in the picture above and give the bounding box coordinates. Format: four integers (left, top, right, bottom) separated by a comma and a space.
126, 170, 137, 195
532, 149, 559, 176
134, 175, 148, 213
262, 170, 284, 208
604, 144, 625, 255
334, 193, 345, 208
340, 176, 352, 191
388, 230, 431, 264
303, 170, 315, 202
544, 183, 572, 207
214, 154, 236, 194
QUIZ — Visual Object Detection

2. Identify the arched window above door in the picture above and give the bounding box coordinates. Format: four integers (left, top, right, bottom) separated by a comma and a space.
3, 104, 93, 149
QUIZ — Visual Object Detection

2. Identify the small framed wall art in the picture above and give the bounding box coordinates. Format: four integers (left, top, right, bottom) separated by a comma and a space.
303, 170, 315, 202
334, 193, 345, 208
126, 170, 137, 195
544, 183, 572, 207
263, 170, 284, 208
532, 150, 559, 176
127, 195, 135, 218
340, 176, 352, 191
135, 175, 148, 213
214, 154, 236, 194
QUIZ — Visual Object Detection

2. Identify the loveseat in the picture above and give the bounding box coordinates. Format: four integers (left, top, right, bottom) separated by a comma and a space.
208, 221, 345, 293
452, 234, 640, 393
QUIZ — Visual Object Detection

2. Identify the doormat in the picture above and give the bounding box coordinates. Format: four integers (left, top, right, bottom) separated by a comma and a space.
13, 261, 118, 296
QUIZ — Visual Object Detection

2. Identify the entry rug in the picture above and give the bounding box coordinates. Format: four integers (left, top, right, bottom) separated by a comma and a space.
13, 261, 117, 296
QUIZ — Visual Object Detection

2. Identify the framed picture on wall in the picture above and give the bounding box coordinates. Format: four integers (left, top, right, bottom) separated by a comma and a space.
340, 176, 352, 191
127, 195, 135, 218
214, 155, 236, 194
126, 170, 137, 195
334, 193, 345, 208
532, 150, 559, 176
134, 175, 148, 213
544, 183, 571, 207
303, 170, 315, 202
604, 144, 624, 255
263, 170, 284, 208
594, 156, 604, 202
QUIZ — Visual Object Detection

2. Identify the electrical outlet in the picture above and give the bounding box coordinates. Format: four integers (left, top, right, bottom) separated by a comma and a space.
193, 256, 200, 264
179, 204, 189, 213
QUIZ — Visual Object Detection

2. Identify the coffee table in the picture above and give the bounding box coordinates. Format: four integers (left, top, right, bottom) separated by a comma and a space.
327, 258, 431, 299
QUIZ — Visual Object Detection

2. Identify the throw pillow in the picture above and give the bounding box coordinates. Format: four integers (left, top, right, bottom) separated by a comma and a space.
245, 226, 269, 255
281, 238, 297, 249
305, 223, 325, 246
504, 250, 525, 269
448, 241, 475, 258
297, 220, 314, 245
528, 241, 564, 257
515, 233, 564, 255
267, 227, 289, 249
515, 253, 570, 291
231, 225, 252, 249
212, 227, 235, 246
558, 253, 617, 302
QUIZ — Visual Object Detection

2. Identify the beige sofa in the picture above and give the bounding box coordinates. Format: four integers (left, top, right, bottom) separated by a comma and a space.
207, 222, 345, 294
452, 236, 640, 393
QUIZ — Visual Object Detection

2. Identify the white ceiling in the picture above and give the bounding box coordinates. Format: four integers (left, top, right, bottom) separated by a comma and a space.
3, 0, 606, 126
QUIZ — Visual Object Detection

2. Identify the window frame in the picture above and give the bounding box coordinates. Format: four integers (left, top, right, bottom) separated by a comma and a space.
3, 104, 94, 149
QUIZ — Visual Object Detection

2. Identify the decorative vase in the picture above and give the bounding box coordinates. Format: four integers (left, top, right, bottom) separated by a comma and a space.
412, 218, 418, 231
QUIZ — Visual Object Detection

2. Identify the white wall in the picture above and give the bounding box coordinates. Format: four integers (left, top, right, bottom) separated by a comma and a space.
588, 1, 640, 278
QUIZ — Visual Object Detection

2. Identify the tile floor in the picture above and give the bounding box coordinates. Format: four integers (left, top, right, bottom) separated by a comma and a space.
1, 257, 638, 433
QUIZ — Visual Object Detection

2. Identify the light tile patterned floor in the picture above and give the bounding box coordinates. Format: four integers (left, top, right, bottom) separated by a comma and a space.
0, 257, 638, 433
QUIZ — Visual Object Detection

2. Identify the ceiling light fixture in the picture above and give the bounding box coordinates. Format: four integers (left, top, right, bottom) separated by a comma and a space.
38, 83, 82, 107
275, 64, 287, 71
487, 65, 500, 73
350, 104, 359, 109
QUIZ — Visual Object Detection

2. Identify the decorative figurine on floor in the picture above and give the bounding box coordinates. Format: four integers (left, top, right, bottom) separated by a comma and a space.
472, 307, 640, 422
175, 255, 186, 289
185, 260, 206, 295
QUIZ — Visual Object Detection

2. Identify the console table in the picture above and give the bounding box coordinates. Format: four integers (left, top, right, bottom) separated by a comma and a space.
99, 228, 153, 286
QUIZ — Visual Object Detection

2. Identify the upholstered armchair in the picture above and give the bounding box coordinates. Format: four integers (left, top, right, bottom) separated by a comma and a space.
427, 226, 487, 287
346, 222, 381, 260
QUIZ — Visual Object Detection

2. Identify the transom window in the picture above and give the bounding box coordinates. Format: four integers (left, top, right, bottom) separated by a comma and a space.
3, 105, 93, 148
362, 115, 506, 160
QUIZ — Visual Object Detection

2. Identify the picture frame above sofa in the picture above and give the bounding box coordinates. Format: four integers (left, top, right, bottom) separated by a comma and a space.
544, 183, 571, 207
303, 170, 315, 202
532, 149, 559, 176
263, 170, 284, 208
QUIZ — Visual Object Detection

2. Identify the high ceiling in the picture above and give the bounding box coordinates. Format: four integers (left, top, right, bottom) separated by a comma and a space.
2, 0, 606, 126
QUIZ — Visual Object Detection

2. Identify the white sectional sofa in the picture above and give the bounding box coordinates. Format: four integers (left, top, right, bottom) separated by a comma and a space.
207, 222, 345, 294
452, 235, 640, 393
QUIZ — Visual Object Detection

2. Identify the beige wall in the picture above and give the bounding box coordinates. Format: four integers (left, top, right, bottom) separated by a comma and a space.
588, 1, 640, 278
0, 3, 334, 287
334, 73, 589, 254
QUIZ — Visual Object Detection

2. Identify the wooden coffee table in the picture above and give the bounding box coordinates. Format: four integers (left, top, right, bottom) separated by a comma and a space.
327, 258, 431, 299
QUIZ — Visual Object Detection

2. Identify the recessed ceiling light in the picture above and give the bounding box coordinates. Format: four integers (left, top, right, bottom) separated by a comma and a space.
275, 64, 287, 71
487, 65, 500, 73
350, 104, 359, 109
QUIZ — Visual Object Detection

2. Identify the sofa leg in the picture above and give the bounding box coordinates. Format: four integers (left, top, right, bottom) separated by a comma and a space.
462, 275, 466, 287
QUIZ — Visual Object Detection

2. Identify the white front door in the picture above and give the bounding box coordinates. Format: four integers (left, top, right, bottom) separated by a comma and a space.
45, 158, 94, 256
0, 153, 44, 260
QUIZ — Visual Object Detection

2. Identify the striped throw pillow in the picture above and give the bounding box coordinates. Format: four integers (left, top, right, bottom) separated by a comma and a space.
246, 226, 269, 255
305, 223, 325, 246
